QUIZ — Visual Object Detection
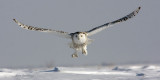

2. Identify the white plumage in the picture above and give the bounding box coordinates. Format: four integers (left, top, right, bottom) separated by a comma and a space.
13, 7, 141, 58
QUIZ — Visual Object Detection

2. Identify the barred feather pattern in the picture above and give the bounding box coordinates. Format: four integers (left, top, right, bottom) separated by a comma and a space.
13, 19, 71, 38
86, 7, 141, 36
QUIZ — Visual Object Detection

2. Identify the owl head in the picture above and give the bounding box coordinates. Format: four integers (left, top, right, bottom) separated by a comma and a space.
71, 32, 87, 44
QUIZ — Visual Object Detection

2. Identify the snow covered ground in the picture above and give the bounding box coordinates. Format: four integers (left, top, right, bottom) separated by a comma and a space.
0, 64, 160, 80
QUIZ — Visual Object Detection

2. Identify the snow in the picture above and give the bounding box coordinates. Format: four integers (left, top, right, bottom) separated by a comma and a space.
0, 65, 160, 80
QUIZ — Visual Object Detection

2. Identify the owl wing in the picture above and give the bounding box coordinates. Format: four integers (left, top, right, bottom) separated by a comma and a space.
13, 19, 71, 39
86, 7, 141, 36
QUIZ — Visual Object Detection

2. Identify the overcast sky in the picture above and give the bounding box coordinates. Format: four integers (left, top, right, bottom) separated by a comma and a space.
0, 0, 160, 68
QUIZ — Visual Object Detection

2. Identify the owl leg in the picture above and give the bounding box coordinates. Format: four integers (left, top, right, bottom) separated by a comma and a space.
82, 45, 88, 56
72, 49, 78, 58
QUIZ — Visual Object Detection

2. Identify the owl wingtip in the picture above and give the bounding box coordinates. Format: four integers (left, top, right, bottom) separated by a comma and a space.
13, 18, 15, 21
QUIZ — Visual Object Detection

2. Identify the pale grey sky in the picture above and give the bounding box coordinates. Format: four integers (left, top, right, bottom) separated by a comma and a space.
0, 0, 160, 68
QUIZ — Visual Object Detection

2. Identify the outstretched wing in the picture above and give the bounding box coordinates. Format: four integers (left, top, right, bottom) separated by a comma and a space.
13, 19, 71, 38
86, 7, 141, 36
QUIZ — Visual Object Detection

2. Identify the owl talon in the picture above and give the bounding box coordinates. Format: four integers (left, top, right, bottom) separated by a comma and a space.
82, 50, 88, 56
72, 53, 78, 58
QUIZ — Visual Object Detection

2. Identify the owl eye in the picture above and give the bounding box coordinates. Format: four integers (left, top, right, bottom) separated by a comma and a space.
81, 35, 83, 37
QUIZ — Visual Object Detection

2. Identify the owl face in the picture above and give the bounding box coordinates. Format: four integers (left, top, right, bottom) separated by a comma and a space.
72, 32, 87, 44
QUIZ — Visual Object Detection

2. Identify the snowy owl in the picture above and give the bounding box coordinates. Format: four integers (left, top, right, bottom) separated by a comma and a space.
13, 7, 141, 58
